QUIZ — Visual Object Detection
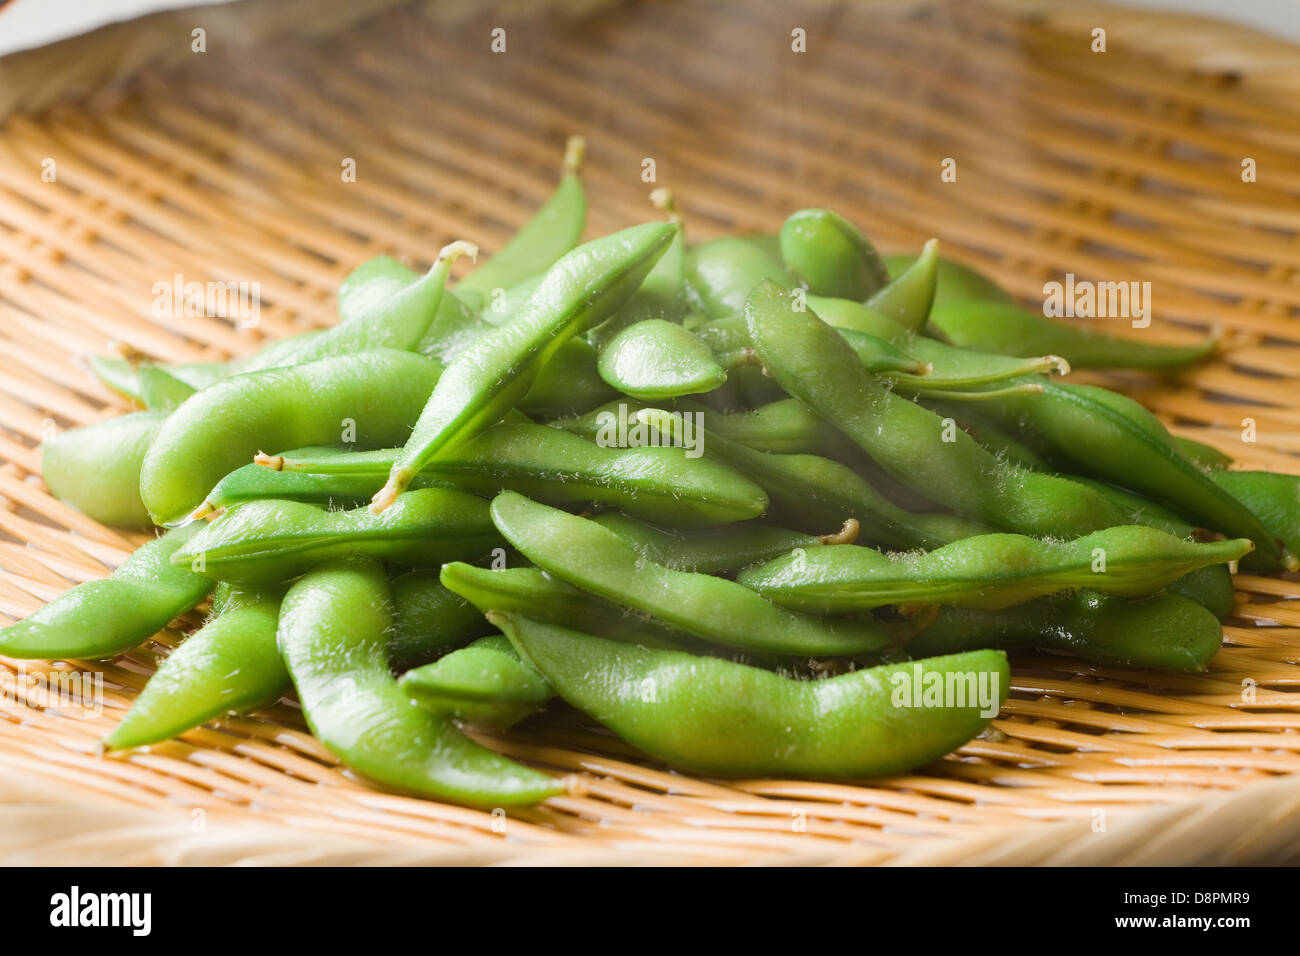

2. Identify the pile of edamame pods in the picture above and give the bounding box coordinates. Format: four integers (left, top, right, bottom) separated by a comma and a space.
12, 135, 1300, 809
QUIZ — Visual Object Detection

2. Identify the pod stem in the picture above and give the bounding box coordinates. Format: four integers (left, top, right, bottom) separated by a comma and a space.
649, 187, 682, 227
370, 469, 413, 514
437, 239, 479, 266
820, 518, 860, 546
563, 134, 587, 177
254, 450, 284, 471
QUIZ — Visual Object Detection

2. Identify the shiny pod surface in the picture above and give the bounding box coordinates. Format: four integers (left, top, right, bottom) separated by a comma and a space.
498, 613, 1009, 777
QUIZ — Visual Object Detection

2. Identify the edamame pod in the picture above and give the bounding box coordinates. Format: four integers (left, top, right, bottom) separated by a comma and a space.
588, 188, 688, 346
439, 562, 686, 649
0, 525, 211, 660
265, 422, 768, 528
684, 236, 794, 319
141, 349, 442, 525
883, 253, 1016, 307
399, 635, 551, 729
1174, 435, 1234, 469
518, 337, 618, 416
778, 208, 889, 301
738, 526, 1252, 612
173, 488, 501, 584
497, 613, 1009, 777
455, 135, 588, 308
103, 585, 287, 750
372, 223, 676, 510
41, 411, 167, 528
489, 492, 907, 657
88, 355, 227, 410
927, 301, 1217, 371
909, 589, 1224, 672
245, 241, 475, 372
743, 282, 1129, 539
985, 382, 1287, 565
278, 559, 563, 806
196, 451, 451, 516
596, 319, 727, 399
388, 568, 493, 672
637, 406, 991, 550
590, 512, 848, 574
862, 238, 938, 333
1209, 470, 1300, 564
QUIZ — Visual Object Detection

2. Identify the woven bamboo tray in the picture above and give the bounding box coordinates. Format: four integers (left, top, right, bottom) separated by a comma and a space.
2, 0, 1299, 866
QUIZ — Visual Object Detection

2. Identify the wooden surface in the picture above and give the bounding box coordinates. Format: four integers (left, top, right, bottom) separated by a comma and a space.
0, 0, 1298, 865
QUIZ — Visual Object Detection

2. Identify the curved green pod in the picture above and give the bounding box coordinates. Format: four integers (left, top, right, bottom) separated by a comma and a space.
399, 635, 551, 729
883, 253, 1016, 308
596, 319, 727, 399
497, 613, 1009, 777
909, 589, 1224, 673
373, 223, 676, 509
743, 282, 1129, 539
103, 585, 287, 750
590, 512, 834, 574
863, 238, 938, 333
41, 410, 168, 528
387, 568, 493, 673
173, 487, 501, 584
489, 491, 907, 657
440, 562, 686, 650
927, 301, 1217, 371
139, 349, 442, 525
517, 337, 619, 417
987, 382, 1286, 565
0, 525, 211, 660
737, 526, 1252, 613
1210, 470, 1300, 567
454, 135, 588, 308
267, 423, 768, 528
278, 559, 563, 806
778, 208, 889, 301
684, 235, 794, 319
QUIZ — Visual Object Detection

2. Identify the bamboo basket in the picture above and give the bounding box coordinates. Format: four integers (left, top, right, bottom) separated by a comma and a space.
1, 0, 1299, 866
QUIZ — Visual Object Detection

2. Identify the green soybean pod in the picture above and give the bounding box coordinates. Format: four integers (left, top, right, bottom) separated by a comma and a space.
589, 189, 688, 347
590, 512, 846, 574
172, 488, 501, 584
0, 525, 211, 660
804, 294, 1070, 390
863, 238, 938, 333
103, 586, 287, 750
388, 568, 493, 673
489, 491, 906, 657
497, 613, 1009, 778
778, 208, 889, 301
596, 319, 727, 399
266, 423, 768, 528
88, 355, 228, 410
439, 562, 686, 650
883, 253, 1017, 308
372, 223, 676, 510
41, 410, 167, 528
278, 559, 564, 806
140, 349, 442, 525
684, 236, 794, 319
688, 398, 833, 454
909, 589, 1224, 673
195, 453, 453, 516
927, 301, 1217, 371
517, 337, 619, 416
637, 406, 991, 551
399, 635, 551, 729
988, 382, 1286, 566
1210, 470, 1300, 564
1174, 435, 1234, 469
737, 526, 1252, 613
455, 135, 588, 309
744, 282, 1130, 539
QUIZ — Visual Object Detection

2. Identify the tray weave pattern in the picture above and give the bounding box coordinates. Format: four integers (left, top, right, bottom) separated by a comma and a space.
1, 0, 1298, 865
